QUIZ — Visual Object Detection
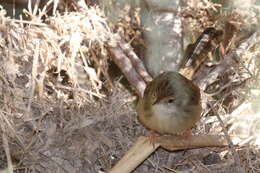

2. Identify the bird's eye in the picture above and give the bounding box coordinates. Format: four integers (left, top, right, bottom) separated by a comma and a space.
167, 99, 174, 103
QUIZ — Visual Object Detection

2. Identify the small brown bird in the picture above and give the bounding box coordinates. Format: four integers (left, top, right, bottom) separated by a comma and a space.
137, 71, 202, 135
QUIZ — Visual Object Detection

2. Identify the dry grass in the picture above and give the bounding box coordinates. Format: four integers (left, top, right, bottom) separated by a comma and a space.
0, 1, 259, 173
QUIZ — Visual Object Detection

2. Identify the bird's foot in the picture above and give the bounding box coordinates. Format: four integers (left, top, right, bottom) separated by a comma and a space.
182, 129, 193, 137
148, 131, 157, 148
181, 129, 193, 151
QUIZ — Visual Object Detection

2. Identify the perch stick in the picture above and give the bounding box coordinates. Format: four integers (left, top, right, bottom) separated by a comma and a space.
110, 136, 160, 173
110, 135, 231, 173
157, 135, 229, 151
118, 36, 153, 83
108, 46, 146, 97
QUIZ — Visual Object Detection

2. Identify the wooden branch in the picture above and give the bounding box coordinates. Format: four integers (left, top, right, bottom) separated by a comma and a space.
110, 135, 231, 173
110, 136, 159, 173
118, 37, 153, 83
108, 46, 146, 97
210, 104, 244, 173
157, 135, 228, 151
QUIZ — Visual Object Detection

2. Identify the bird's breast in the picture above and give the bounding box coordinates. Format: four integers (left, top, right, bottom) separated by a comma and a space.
140, 103, 201, 134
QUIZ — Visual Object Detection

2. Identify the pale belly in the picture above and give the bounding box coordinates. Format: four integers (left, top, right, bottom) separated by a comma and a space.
143, 104, 201, 134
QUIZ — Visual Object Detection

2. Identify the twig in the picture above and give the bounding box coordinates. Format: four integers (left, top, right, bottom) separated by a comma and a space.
1, 131, 14, 173
206, 80, 233, 97
108, 45, 146, 97
110, 135, 231, 173
0, 109, 26, 153
24, 40, 40, 131
110, 136, 160, 173
6, 18, 48, 26
56, 84, 105, 99
157, 135, 229, 151
118, 35, 153, 83
209, 103, 245, 173
197, 31, 260, 90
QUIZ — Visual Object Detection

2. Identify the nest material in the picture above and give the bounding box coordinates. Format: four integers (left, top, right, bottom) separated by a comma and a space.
0, 5, 113, 103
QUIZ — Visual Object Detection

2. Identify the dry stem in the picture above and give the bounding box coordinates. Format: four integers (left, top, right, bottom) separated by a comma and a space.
110, 135, 233, 173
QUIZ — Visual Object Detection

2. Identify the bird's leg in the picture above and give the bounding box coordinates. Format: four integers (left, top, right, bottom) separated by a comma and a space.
148, 130, 157, 148
219, 43, 225, 58
182, 129, 192, 137
181, 129, 193, 152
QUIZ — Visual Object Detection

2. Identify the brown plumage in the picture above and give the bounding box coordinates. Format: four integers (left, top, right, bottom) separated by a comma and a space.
137, 71, 202, 135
